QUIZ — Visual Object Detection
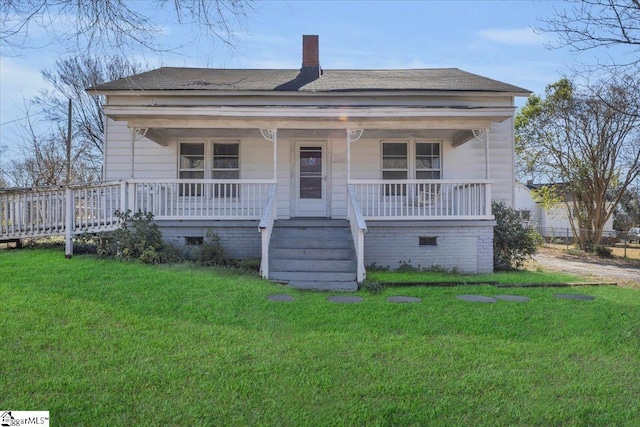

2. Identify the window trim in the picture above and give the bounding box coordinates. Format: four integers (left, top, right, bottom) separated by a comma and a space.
178, 140, 241, 198
177, 140, 241, 180
381, 139, 442, 180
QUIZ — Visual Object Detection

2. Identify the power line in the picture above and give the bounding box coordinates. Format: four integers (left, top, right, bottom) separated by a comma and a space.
0, 110, 46, 127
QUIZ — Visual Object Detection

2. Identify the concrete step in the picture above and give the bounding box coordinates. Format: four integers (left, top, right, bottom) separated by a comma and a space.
270, 238, 354, 250
285, 280, 358, 292
275, 219, 349, 228
270, 259, 356, 273
270, 271, 357, 283
270, 248, 355, 260
271, 227, 352, 240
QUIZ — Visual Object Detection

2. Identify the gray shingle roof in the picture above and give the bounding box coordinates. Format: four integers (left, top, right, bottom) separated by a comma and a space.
90, 67, 530, 94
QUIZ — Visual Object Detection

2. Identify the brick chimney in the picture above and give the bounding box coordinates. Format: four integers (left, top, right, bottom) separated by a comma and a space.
300, 35, 321, 81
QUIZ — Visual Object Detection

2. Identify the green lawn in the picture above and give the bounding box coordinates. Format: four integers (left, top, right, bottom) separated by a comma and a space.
2, 249, 639, 426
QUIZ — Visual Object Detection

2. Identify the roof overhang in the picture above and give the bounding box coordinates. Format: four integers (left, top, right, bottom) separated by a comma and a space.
92, 89, 530, 98
105, 105, 516, 131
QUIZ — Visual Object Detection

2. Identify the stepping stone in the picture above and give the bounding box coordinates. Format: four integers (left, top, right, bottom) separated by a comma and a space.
327, 295, 363, 303
456, 295, 497, 303
387, 296, 422, 303
495, 295, 531, 302
554, 294, 595, 301
267, 294, 295, 302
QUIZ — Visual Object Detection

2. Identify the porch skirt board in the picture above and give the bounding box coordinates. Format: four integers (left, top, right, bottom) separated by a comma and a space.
363, 221, 494, 274
156, 220, 261, 260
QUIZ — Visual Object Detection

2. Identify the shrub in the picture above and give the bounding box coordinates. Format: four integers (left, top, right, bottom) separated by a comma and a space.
360, 279, 385, 294
493, 201, 543, 270
95, 210, 166, 264
594, 245, 613, 258
194, 231, 228, 266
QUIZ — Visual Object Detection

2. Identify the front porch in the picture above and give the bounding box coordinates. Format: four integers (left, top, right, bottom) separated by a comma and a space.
1, 177, 494, 285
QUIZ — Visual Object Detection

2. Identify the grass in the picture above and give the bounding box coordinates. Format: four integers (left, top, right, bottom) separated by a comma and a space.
367, 268, 583, 285
2, 248, 640, 426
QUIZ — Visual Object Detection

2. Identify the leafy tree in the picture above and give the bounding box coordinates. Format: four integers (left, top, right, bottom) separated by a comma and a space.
1, 0, 253, 55
614, 184, 640, 231
515, 77, 640, 249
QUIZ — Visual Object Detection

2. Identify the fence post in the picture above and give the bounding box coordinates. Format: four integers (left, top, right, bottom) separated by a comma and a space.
127, 181, 136, 214
64, 186, 74, 258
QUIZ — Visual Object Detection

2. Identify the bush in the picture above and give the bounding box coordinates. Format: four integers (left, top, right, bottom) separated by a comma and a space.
594, 245, 613, 258
95, 210, 166, 264
194, 231, 228, 266
360, 279, 385, 294
493, 201, 543, 270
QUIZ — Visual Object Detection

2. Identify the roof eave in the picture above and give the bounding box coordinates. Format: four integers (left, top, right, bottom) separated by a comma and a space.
88, 88, 531, 97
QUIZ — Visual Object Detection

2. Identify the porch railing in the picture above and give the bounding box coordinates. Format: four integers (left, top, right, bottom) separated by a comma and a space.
347, 185, 367, 282
1, 179, 276, 256
259, 184, 278, 279
1, 181, 124, 240
129, 179, 276, 220
349, 179, 493, 220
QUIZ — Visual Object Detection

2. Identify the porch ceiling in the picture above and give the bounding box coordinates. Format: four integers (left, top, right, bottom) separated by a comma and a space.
136, 128, 464, 142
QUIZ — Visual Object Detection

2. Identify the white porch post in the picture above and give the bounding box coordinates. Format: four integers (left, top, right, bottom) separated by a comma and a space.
346, 129, 364, 182
260, 129, 278, 180
130, 128, 148, 179
473, 129, 490, 179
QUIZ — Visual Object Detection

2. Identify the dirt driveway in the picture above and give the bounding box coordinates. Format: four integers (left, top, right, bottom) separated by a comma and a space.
532, 245, 640, 288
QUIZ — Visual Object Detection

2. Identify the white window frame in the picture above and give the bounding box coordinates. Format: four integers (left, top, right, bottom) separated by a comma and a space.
381, 140, 442, 179
177, 140, 241, 198
381, 140, 442, 199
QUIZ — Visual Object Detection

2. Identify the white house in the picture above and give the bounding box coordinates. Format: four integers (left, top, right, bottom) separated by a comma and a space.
515, 181, 615, 241
1, 36, 530, 290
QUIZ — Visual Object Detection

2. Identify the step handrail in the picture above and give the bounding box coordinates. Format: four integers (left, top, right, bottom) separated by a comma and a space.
259, 184, 278, 279
347, 184, 367, 283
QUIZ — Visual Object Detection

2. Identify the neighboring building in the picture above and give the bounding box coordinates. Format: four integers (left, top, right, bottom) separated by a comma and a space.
1, 35, 530, 290
515, 181, 615, 240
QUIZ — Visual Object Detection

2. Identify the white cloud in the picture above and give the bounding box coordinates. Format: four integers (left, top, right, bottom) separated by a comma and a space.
477, 28, 546, 46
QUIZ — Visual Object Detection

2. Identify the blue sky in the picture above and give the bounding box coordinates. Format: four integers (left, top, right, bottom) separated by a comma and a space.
0, 0, 615, 158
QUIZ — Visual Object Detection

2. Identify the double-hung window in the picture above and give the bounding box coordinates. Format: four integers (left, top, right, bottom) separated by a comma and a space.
415, 143, 441, 179
382, 142, 408, 195
212, 143, 239, 197
178, 141, 240, 197
179, 143, 205, 196
382, 141, 442, 196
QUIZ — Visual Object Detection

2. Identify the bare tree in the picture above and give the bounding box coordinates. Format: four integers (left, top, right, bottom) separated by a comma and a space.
6, 111, 101, 187
34, 55, 146, 155
1, 0, 253, 55
540, 0, 640, 69
0, 144, 9, 188
516, 77, 640, 249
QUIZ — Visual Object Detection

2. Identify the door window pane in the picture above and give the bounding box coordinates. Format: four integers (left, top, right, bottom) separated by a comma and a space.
299, 147, 322, 199
300, 177, 322, 199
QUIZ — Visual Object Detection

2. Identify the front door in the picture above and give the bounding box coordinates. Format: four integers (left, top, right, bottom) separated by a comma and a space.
295, 143, 328, 217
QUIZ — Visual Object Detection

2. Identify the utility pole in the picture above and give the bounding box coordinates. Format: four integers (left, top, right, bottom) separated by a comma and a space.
66, 99, 72, 184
